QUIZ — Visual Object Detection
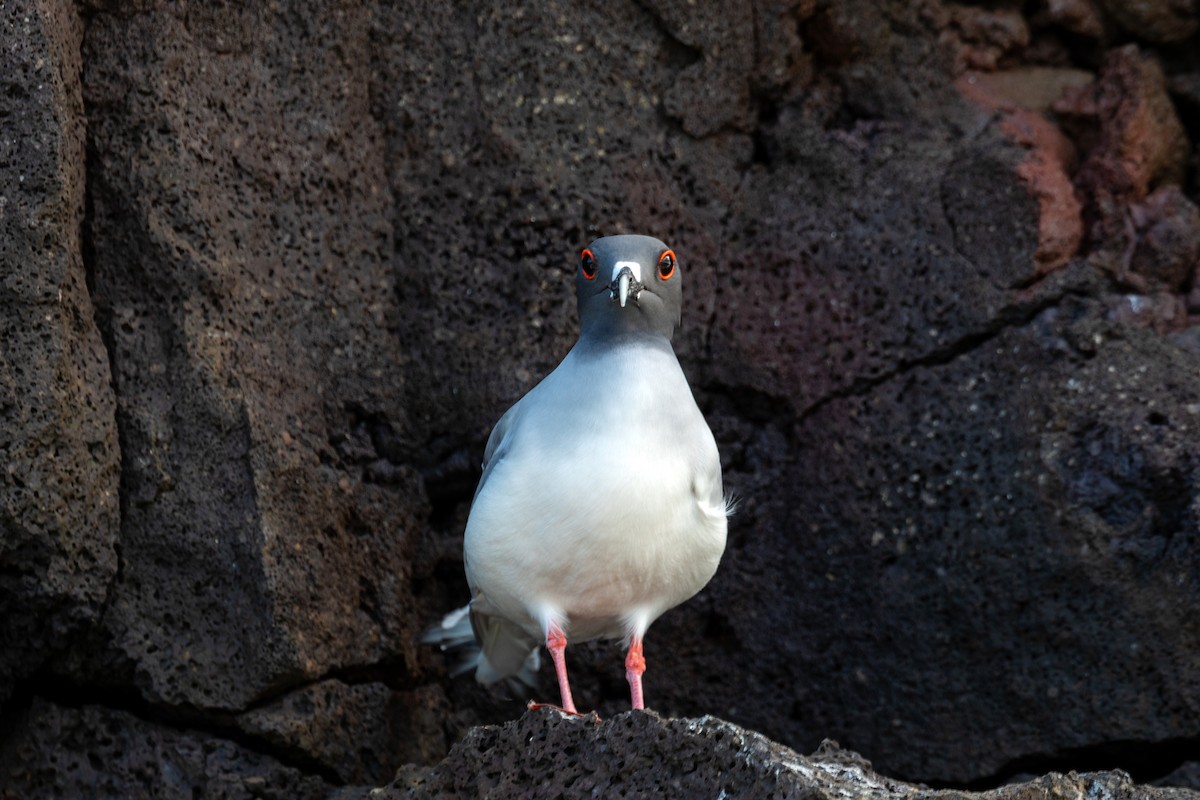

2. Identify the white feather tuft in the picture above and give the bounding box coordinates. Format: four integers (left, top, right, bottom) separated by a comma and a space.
723, 490, 740, 518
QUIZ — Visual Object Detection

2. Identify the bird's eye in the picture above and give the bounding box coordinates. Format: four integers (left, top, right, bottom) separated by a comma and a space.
657, 250, 676, 280
580, 249, 597, 280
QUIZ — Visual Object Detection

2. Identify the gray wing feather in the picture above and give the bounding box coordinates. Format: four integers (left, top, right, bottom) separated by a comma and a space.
462, 400, 542, 686
473, 397, 525, 502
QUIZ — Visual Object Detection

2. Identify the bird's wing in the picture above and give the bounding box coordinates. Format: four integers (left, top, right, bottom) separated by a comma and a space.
692, 430, 731, 524
463, 394, 529, 598
473, 395, 526, 503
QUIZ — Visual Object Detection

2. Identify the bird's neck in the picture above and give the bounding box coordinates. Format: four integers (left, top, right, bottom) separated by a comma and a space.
573, 327, 675, 359
579, 308, 675, 342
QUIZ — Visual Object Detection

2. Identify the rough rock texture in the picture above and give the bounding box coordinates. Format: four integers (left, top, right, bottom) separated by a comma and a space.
1056, 46, 1191, 249
956, 68, 1087, 275
2, 0, 1200, 795
705, 286, 1200, 780
236, 680, 448, 785
0, 699, 332, 799
0, 0, 120, 707
77, 2, 427, 711
1127, 186, 1200, 293
340, 710, 1200, 800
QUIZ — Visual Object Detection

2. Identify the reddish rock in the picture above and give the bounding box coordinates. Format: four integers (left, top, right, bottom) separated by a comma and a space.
957, 71, 1085, 277
965, 67, 1094, 113
1007, 114, 1085, 276
1055, 46, 1190, 242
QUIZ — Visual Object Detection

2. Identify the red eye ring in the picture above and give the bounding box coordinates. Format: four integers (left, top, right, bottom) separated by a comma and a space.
657, 249, 676, 280
580, 249, 597, 280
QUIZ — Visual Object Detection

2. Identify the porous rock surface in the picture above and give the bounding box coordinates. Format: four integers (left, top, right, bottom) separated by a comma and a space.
0, 699, 333, 799
4, 706, 1194, 799
76, 1, 426, 713
0, 0, 120, 710
341, 710, 1200, 800
2, 0, 1199, 795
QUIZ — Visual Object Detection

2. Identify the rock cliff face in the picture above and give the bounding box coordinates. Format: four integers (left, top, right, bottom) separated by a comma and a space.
0, 0, 120, 722
1, 0, 1199, 795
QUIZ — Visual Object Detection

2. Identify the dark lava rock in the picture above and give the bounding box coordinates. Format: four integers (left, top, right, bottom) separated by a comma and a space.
236, 680, 449, 785
339, 709, 1200, 800
0, 0, 120, 708
0, 699, 332, 800
76, 3, 429, 711
700, 289, 1200, 782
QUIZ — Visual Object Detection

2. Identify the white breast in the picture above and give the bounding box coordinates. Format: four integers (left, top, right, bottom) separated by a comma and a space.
464, 341, 727, 643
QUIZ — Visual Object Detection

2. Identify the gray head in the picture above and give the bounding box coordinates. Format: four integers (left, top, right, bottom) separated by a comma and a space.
575, 234, 683, 341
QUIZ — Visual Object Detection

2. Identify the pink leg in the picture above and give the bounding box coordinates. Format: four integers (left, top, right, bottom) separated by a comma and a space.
546, 623, 577, 714
625, 636, 646, 710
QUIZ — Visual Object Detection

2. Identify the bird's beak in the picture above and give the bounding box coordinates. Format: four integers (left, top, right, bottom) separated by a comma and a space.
610, 261, 643, 308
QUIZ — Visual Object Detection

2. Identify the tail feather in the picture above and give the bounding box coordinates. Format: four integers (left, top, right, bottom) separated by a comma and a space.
423, 604, 541, 693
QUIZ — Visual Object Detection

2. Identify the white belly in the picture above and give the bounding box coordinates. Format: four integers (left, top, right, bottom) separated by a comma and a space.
463, 343, 727, 642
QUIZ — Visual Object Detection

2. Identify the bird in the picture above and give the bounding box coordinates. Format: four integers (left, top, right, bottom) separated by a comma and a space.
426, 234, 729, 713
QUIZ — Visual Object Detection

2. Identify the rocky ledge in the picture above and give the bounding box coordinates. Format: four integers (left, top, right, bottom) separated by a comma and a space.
342, 710, 1198, 800
8, 704, 1196, 799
